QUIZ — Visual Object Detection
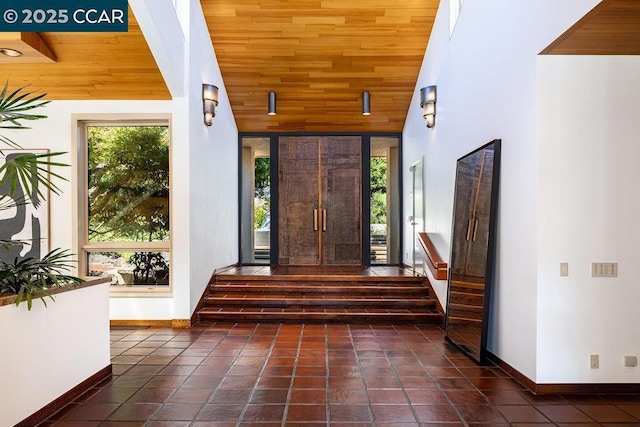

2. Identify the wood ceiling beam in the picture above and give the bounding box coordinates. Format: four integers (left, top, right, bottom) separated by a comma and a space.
0, 33, 56, 63
541, 0, 640, 55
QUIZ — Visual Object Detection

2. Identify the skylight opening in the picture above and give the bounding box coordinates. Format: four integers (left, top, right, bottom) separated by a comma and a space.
450, 0, 465, 37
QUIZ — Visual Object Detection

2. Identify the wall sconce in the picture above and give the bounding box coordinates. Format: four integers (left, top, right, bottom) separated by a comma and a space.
268, 91, 276, 116
362, 91, 371, 116
420, 85, 437, 128
202, 83, 219, 126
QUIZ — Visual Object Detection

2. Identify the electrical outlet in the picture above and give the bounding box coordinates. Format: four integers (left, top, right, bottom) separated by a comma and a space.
590, 354, 599, 369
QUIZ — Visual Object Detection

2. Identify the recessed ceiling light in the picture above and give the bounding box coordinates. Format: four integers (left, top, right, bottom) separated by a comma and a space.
0, 48, 23, 57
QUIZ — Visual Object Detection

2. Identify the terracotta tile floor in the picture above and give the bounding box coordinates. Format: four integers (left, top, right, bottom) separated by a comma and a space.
40, 323, 640, 426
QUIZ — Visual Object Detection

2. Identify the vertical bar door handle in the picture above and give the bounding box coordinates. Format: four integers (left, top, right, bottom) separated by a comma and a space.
322, 209, 327, 231
313, 209, 318, 231
466, 219, 473, 241
472, 220, 479, 241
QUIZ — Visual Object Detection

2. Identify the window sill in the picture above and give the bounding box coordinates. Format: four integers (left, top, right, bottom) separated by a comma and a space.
109, 286, 173, 298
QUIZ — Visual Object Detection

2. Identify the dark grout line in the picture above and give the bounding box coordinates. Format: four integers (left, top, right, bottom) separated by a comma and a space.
349, 324, 377, 425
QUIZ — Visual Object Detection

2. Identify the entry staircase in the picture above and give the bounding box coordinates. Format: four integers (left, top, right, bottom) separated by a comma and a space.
197, 266, 443, 324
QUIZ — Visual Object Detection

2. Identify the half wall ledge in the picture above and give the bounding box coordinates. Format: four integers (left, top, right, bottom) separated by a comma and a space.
1, 277, 111, 426
0, 276, 111, 307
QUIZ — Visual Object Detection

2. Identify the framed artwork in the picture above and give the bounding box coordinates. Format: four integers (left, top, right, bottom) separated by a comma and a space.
0, 149, 50, 263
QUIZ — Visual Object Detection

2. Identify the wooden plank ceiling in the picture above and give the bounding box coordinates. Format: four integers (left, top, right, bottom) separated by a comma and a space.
0, 8, 170, 100
202, 0, 438, 132
542, 0, 640, 55
1, 0, 637, 132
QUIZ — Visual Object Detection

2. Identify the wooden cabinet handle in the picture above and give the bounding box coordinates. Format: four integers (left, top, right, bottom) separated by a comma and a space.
322, 209, 327, 231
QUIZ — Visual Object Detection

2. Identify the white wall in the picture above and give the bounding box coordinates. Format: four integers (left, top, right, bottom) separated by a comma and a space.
403, 0, 599, 379
185, 0, 239, 316
130, 0, 186, 97
0, 283, 110, 427
537, 55, 640, 383
123, 0, 239, 320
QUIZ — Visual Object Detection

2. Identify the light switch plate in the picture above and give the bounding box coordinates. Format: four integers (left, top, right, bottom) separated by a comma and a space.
560, 262, 568, 277
591, 262, 617, 277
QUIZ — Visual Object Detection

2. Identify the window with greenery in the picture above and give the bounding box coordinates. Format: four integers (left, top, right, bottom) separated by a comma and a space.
81, 123, 171, 292
370, 157, 388, 264
240, 137, 271, 264
370, 136, 400, 265
253, 156, 270, 261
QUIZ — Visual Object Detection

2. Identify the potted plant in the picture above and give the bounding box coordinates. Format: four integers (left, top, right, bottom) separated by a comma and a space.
0, 83, 82, 308
128, 251, 168, 285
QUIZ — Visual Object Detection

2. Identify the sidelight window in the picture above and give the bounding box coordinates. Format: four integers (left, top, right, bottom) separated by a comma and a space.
240, 137, 271, 264
370, 137, 400, 265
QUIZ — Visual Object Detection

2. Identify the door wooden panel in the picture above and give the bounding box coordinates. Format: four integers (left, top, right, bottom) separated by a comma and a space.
321, 137, 362, 265
278, 136, 362, 266
278, 137, 320, 265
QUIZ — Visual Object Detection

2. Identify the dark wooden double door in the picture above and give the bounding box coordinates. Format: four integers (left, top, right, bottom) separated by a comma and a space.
278, 136, 362, 266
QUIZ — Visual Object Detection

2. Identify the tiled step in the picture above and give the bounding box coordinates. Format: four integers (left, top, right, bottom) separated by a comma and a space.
447, 315, 483, 327
449, 280, 484, 294
448, 291, 484, 305
197, 266, 443, 325
448, 303, 484, 319
198, 307, 442, 324
205, 296, 436, 310
214, 274, 425, 284
210, 283, 429, 296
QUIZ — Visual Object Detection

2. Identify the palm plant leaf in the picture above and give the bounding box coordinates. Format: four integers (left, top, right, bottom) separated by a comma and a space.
0, 238, 30, 251
0, 249, 83, 310
0, 192, 29, 210
0, 152, 68, 200
0, 83, 49, 149
0, 83, 49, 130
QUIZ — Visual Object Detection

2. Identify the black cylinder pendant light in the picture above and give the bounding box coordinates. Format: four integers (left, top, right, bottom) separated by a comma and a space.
362, 91, 371, 116
268, 91, 276, 116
